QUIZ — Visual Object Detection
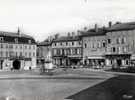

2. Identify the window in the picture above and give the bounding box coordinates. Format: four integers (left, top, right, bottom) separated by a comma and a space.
72, 42, 74, 46
16, 45, 18, 49
25, 45, 27, 49
126, 60, 129, 65
28, 40, 31, 44
78, 41, 81, 45
9, 45, 13, 49
102, 42, 106, 47
121, 37, 126, 44
92, 43, 94, 48
16, 52, 18, 56
29, 52, 31, 57
33, 52, 35, 57
60, 42, 62, 46
123, 46, 127, 53
15, 38, 18, 43
0, 51, 3, 57
84, 43, 87, 48
20, 52, 22, 56
66, 42, 68, 46
53, 49, 57, 55
60, 49, 63, 55
6, 51, 8, 57
97, 42, 100, 48
54, 43, 56, 46
116, 38, 120, 44
64, 49, 67, 55
112, 47, 116, 52
110, 60, 113, 65
108, 39, 111, 44
5, 44, 8, 48
33, 45, 35, 50
9, 51, 13, 57
75, 48, 78, 55
77, 48, 80, 54
70, 49, 73, 55
25, 52, 27, 57
117, 47, 121, 53
0, 37, 3, 42
1, 44, 3, 48
29, 45, 31, 49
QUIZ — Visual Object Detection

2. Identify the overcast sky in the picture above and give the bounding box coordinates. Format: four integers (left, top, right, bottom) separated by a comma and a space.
0, 0, 135, 41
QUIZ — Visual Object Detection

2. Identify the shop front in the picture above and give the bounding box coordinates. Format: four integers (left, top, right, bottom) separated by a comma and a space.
105, 54, 131, 68
83, 56, 105, 68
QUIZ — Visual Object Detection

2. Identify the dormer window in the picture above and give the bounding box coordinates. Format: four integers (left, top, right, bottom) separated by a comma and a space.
28, 40, 31, 44
15, 38, 18, 43
0, 37, 4, 42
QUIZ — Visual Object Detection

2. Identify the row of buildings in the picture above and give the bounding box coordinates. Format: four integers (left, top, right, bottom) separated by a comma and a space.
37, 21, 135, 68
1, 21, 135, 70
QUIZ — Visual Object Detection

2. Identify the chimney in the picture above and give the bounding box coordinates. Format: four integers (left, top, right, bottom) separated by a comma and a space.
77, 30, 81, 36
54, 33, 59, 39
116, 21, 121, 24
72, 32, 75, 37
67, 32, 70, 37
84, 27, 87, 31
17, 27, 20, 35
95, 24, 98, 32
108, 21, 112, 28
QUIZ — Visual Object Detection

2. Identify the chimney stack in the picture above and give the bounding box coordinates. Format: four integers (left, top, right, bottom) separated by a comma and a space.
72, 32, 75, 37
17, 27, 20, 35
95, 24, 98, 32
77, 30, 81, 36
84, 27, 87, 31
108, 21, 112, 28
54, 33, 59, 39
67, 32, 70, 37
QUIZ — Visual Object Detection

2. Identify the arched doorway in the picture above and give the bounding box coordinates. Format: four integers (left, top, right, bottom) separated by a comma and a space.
13, 60, 21, 70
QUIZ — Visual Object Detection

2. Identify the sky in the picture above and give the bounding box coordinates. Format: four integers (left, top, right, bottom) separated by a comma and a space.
0, 0, 135, 41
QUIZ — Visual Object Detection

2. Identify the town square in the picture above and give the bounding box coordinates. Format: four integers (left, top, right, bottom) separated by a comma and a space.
0, 0, 135, 100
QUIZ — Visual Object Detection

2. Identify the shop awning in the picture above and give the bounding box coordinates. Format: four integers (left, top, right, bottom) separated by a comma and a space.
87, 56, 105, 59
105, 54, 131, 59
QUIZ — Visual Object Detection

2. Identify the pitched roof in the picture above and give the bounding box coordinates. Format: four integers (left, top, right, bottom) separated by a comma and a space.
80, 28, 106, 37
0, 31, 36, 44
38, 40, 52, 46
107, 22, 135, 31
0, 31, 33, 38
53, 36, 81, 42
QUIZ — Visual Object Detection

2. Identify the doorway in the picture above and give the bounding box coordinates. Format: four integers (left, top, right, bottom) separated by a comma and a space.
13, 60, 21, 70
117, 59, 122, 67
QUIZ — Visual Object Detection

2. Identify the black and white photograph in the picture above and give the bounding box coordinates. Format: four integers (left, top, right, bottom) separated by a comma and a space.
0, 0, 135, 100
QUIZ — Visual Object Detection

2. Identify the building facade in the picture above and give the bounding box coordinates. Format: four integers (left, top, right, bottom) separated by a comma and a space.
37, 40, 52, 67
81, 28, 106, 68
105, 22, 135, 68
0, 31, 37, 70
52, 36, 82, 66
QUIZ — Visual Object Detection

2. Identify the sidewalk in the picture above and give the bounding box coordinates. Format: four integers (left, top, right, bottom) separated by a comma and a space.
0, 69, 113, 80
0, 68, 134, 80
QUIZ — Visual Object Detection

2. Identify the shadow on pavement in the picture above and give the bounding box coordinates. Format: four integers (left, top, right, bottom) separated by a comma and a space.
66, 75, 135, 100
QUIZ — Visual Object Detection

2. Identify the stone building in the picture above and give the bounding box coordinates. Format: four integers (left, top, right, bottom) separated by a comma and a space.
0, 30, 37, 70
37, 40, 52, 66
105, 22, 135, 68
52, 35, 82, 66
81, 27, 106, 68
